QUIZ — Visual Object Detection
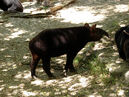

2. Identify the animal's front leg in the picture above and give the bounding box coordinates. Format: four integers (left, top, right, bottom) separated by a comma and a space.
64, 52, 77, 76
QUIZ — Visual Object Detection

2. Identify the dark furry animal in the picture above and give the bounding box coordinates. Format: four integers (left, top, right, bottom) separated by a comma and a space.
115, 25, 129, 61
29, 23, 109, 78
0, 0, 23, 12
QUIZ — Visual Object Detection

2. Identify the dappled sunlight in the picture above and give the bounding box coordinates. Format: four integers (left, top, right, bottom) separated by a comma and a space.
5, 22, 14, 27
125, 70, 129, 82
93, 42, 105, 50
3, 22, 28, 40
107, 63, 120, 73
68, 76, 92, 95
15, 70, 31, 79
117, 89, 125, 96
88, 94, 102, 97
31, 74, 93, 87
0, 84, 5, 91
2, 64, 17, 71
23, 55, 30, 60
112, 52, 119, 57
0, 62, 18, 71
5, 68, 96, 96
31, 78, 44, 86
22, 1, 49, 14
0, 0, 129, 96
54, 55, 66, 64
112, 45, 117, 51
55, 58, 64, 64
22, 90, 38, 97
114, 4, 129, 13
92, 39, 109, 51
9, 85, 19, 89
115, 58, 123, 64
22, 1, 37, 13
78, 48, 86, 54
8, 29, 27, 39
51, 2, 129, 24
106, 59, 127, 73
53, 6, 106, 24
0, 47, 7, 52
30, 74, 93, 96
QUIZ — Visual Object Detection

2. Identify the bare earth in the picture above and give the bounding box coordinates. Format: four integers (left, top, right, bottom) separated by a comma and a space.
0, 0, 129, 97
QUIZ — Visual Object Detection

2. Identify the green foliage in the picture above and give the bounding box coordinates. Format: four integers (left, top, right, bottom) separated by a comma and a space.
76, 50, 115, 86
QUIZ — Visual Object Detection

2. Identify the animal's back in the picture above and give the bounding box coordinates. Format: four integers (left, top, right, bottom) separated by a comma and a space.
29, 26, 90, 57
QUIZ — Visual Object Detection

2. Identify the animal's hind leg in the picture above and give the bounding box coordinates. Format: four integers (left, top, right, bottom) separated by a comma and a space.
42, 57, 54, 78
30, 53, 40, 78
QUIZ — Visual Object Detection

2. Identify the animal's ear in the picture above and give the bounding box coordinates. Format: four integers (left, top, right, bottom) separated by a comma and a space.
84, 23, 90, 28
90, 24, 96, 31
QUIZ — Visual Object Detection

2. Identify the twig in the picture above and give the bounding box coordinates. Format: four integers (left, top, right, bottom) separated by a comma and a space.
50, 0, 76, 13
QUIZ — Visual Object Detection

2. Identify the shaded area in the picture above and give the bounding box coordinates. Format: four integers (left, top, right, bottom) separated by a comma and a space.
0, 0, 129, 96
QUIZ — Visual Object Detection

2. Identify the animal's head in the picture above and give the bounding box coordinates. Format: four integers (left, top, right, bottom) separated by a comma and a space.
85, 23, 109, 41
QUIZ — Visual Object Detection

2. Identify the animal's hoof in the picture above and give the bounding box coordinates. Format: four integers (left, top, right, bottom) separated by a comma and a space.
48, 75, 56, 79
63, 70, 67, 77
69, 68, 76, 73
31, 74, 38, 79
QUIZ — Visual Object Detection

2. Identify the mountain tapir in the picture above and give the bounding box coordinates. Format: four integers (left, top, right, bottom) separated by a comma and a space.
115, 25, 129, 61
0, 0, 23, 12
29, 23, 109, 78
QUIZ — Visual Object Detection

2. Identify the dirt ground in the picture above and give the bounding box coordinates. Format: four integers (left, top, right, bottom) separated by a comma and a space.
0, 0, 129, 97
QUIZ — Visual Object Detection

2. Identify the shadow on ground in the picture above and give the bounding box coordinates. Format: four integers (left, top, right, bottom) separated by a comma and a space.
0, 0, 129, 96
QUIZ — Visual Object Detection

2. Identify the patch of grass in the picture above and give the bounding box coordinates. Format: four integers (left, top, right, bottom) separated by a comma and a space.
76, 49, 117, 86
102, 74, 115, 85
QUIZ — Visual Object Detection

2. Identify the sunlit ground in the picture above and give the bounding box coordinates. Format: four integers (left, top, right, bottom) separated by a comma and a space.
52, 3, 129, 24
22, 1, 48, 14
0, 0, 129, 97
